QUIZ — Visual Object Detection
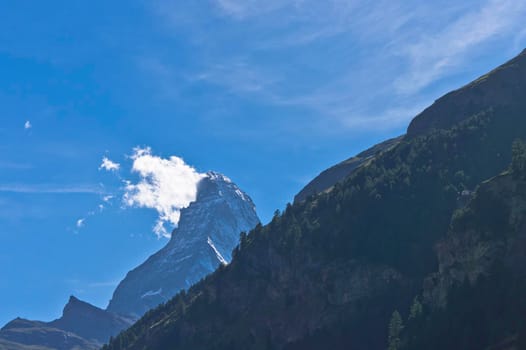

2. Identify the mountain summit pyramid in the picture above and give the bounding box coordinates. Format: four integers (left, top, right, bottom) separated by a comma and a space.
107, 171, 260, 317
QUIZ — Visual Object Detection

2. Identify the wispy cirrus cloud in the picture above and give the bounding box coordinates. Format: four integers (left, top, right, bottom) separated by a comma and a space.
147, 0, 526, 133
66, 279, 120, 296
394, 0, 526, 94
0, 161, 33, 170
0, 184, 103, 194
192, 60, 279, 95
87, 280, 119, 288
213, 0, 289, 19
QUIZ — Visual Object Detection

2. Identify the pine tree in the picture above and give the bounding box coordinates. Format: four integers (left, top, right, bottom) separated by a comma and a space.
388, 310, 404, 350
512, 139, 526, 179
408, 297, 423, 320
239, 231, 248, 249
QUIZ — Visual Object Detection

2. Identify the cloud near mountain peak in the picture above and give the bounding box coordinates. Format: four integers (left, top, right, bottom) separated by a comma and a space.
123, 147, 206, 238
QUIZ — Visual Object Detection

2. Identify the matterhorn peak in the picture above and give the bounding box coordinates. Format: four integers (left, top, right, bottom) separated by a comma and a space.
107, 172, 259, 317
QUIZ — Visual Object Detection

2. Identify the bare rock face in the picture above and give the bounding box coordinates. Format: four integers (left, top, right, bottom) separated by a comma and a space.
106, 171, 260, 318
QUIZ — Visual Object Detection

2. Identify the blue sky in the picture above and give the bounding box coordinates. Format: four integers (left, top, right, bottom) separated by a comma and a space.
1, 0, 526, 326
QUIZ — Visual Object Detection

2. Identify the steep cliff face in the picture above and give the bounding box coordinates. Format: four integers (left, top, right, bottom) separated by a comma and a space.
0, 297, 131, 350
106, 172, 260, 318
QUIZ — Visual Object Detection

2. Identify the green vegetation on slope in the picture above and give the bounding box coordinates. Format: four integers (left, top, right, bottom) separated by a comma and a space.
294, 135, 402, 203
104, 50, 526, 350
389, 141, 526, 350
105, 112, 526, 350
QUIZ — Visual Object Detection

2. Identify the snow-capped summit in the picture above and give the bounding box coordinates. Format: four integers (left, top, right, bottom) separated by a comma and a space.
106, 172, 260, 317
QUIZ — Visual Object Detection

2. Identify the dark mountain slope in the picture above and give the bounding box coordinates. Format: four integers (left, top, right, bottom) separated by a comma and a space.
400, 148, 526, 350
0, 297, 132, 350
48, 296, 133, 343
0, 339, 53, 350
408, 48, 526, 136
103, 49, 526, 350
0, 318, 96, 350
294, 136, 402, 203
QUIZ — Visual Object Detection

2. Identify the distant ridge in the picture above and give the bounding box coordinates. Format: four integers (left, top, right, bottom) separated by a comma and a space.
407, 48, 526, 136
0, 296, 131, 350
294, 136, 402, 203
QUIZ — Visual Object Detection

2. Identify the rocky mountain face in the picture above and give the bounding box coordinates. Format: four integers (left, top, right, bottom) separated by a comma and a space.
103, 49, 526, 350
106, 171, 260, 318
0, 296, 132, 350
294, 136, 402, 203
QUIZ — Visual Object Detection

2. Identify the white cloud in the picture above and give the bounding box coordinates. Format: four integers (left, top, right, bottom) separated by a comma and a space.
76, 218, 85, 228
99, 157, 120, 172
75, 200, 107, 232
24, 121, 32, 129
123, 147, 206, 238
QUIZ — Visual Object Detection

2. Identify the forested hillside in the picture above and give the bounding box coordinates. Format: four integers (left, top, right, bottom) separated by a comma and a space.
104, 50, 526, 350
